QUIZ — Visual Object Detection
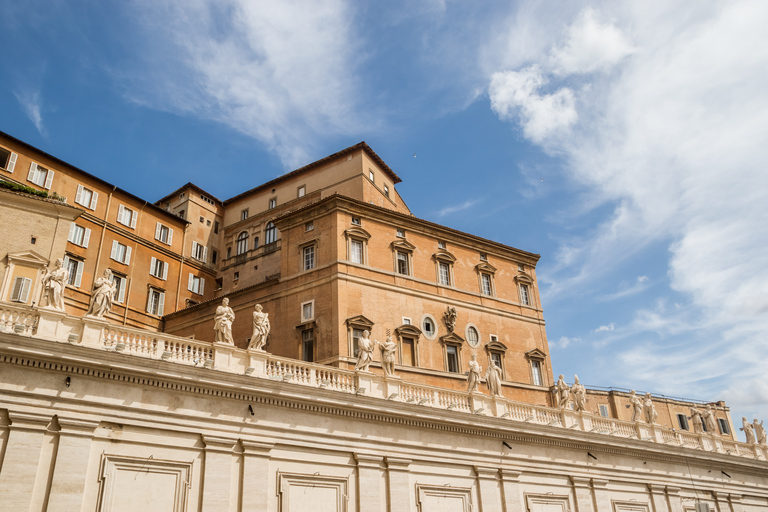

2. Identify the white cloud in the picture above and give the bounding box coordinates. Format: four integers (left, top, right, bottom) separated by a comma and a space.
556, 335, 581, 349
637, 275, 648, 283
14, 89, 44, 135
437, 199, 479, 218
593, 323, 614, 333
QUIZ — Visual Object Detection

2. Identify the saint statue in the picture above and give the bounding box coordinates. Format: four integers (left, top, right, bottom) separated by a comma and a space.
554, 374, 570, 408
702, 405, 718, 433
571, 375, 586, 412
741, 417, 757, 443
753, 419, 767, 445
355, 330, 374, 372
643, 393, 658, 424
248, 304, 270, 351
214, 298, 235, 344
467, 354, 481, 393
378, 335, 397, 377
690, 407, 704, 433
629, 391, 643, 422
85, 269, 116, 318
41, 258, 68, 310
485, 360, 502, 396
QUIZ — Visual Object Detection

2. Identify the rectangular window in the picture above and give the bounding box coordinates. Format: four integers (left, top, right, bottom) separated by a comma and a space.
402, 317, 411, 325
303, 245, 315, 271
67, 223, 91, 248
518, 263, 525, 271
110, 240, 131, 265
369, 170, 375, 182
352, 328, 363, 357
718, 418, 730, 435
211, 250, 218, 265
384, 185, 389, 198
253, 236, 259, 250
149, 257, 168, 280
147, 288, 165, 316
438, 262, 450, 286
302, 329, 314, 362
241, 209, 248, 221
298, 185, 306, 197
155, 223, 173, 245
531, 361, 543, 385
599, 405, 609, 418
188, 274, 205, 295
117, 205, 137, 229
191, 241, 208, 262
481, 274, 492, 296
269, 198, 277, 209
301, 301, 314, 322
479, 253, 487, 261
396, 228, 405, 237
63, 256, 84, 287
445, 345, 459, 373
350, 240, 363, 264
111, 274, 127, 303
401, 338, 415, 366
396, 251, 409, 275
678, 413, 690, 431
199, 216, 204, 223
1, 147, 18, 172
520, 284, 530, 306
438, 241, 446, 249
351, 216, 361, 225
214, 221, 219, 234
10, 277, 32, 303
233, 271, 239, 280
305, 221, 314, 232
27, 162, 54, 189
75, 185, 98, 209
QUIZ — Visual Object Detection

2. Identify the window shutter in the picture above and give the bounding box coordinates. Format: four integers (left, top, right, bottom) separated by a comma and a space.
151, 257, 157, 276
10, 277, 23, 301
7, 152, 17, 173
199, 278, 205, 295
68, 222, 77, 243
191, 241, 198, 258
76, 185, 84, 205
124, 246, 131, 265
90, 191, 98, 210
27, 162, 38, 182
117, 205, 125, 224
202, 246, 208, 263
117, 279, 126, 303
74, 261, 83, 287
130, 210, 137, 229
188, 273, 194, 291
167, 228, 173, 245
82, 228, 91, 248
146, 291, 153, 313
111, 240, 118, 260
63, 255, 70, 272
155, 222, 162, 240
44, 170, 54, 190
162, 262, 168, 281
20, 278, 31, 302
157, 292, 165, 316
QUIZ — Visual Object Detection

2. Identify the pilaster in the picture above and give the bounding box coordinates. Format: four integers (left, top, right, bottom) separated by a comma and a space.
647, 484, 670, 512
241, 440, 274, 512
591, 478, 610, 512
0, 411, 52, 512
500, 469, 524, 512
474, 466, 503, 512
665, 486, 684, 512
570, 476, 596, 512
385, 456, 411, 512
46, 416, 100, 512
355, 453, 385, 512
201, 435, 237, 511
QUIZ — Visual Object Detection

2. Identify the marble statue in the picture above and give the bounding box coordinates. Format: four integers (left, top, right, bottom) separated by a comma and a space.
467, 354, 481, 393
571, 375, 586, 412
248, 304, 270, 351
702, 405, 718, 433
355, 330, 374, 372
753, 419, 766, 445
378, 335, 397, 377
41, 258, 68, 310
443, 306, 457, 333
741, 417, 757, 443
554, 375, 570, 408
690, 408, 704, 433
85, 269, 116, 318
485, 360, 502, 396
629, 391, 643, 422
213, 298, 235, 344
643, 393, 658, 424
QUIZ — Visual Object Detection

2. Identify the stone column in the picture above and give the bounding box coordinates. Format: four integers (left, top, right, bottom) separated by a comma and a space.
241, 440, 274, 512
46, 416, 100, 512
647, 484, 670, 512
591, 478, 610, 512
474, 466, 503, 512
385, 457, 411, 512
0, 411, 52, 512
570, 476, 596, 512
355, 453, 385, 512
728, 494, 744, 512
500, 469, 524, 512
665, 486, 684, 512
201, 435, 237, 511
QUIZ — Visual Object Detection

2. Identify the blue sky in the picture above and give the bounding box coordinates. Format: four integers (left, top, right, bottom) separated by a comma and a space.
3, 0, 767, 438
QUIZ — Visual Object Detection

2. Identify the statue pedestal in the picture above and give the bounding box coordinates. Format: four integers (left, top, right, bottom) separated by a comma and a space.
213, 342, 236, 371
81, 316, 109, 348
246, 348, 270, 377
35, 307, 69, 340
354, 371, 374, 395
488, 396, 505, 417
469, 392, 487, 415
382, 375, 402, 400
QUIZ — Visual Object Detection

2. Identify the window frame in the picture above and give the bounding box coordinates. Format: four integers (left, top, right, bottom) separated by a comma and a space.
188, 273, 205, 295
9, 277, 32, 303
677, 413, 690, 431
62, 255, 84, 288
302, 244, 316, 271
433, 250, 456, 287
301, 328, 314, 362
301, 299, 315, 322
345, 227, 370, 266
0, 147, 18, 173
111, 273, 127, 303
236, 231, 249, 256
154, 223, 173, 245
514, 273, 535, 307
718, 418, 730, 435
297, 185, 306, 197
395, 323, 423, 367
392, 239, 416, 277
420, 314, 438, 340
146, 287, 165, 316
116, 204, 138, 229
149, 257, 169, 281
465, 324, 480, 348
346, 315, 374, 360
27, 162, 54, 189
110, 240, 131, 265
268, 197, 277, 209
75, 184, 98, 210
191, 241, 208, 263
265, 222, 277, 245
525, 348, 547, 387
68, 222, 91, 248
241, 209, 249, 221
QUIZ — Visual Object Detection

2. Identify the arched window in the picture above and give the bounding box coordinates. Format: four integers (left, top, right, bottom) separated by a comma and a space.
236, 231, 249, 255
265, 222, 277, 244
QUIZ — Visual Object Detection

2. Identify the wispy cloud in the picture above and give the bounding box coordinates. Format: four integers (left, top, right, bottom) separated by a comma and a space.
436, 199, 479, 218
555, 335, 581, 349
592, 323, 614, 333
14, 89, 45, 135
597, 276, 651, 301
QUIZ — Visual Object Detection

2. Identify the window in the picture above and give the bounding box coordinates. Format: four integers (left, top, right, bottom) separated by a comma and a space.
530, 360, 543, 385
233, 271, 239, 280
678, 414, 690, 431
347, 328, 364, 357
68, 223, 91, 248
396, 228, 405, 237
369, 170, 375, 182
438, 261, 451, 286
384, 185, 389, 198
445, 345, 459, 373
519, 284, 531, 306
188, 274, 205, 295
466, 326, 479, 347
201, 194, 215, 205
214, 221, 219, 234
236, 232, 249, 255
110, 241, 131, 264
241, 209, 249, 221
396, 251, 409, 275
305, 221, 314, 232
422, 317, 435, 337
253, 236, 259, 250
211, 250, 218, 265
0, 147, 18, 172
401, 338, 416, 366
718, 418, 730, 435
75, 185, 98, 209
206, 220, 210, 226
199, 216, 204, 223
402, 317, 411, 325
438, 241, 446, 249
155, 223, 173, 245
147, 288, 165, 316
298, 185, 306, 197
518, 263, 525, 271
149, 257, 168, 280
350, 239, 363, 264
301, 300, 314, 322
265, 222, 277, 244
480, 253, 487, 261
215, 278, 223, 290
111, 274, 127, 303
268, 198, 277, 209
351, 217, 361, 225
117, 205, 137, 229
701, 418, 709, 432
481, 273, 492, 296
599, 405, 609, 418
303, 245, 315, 271
302, 329, 314, 362
27, 162, 54, 189
9, 277, 31, 303
226, 247, 231, 259
177, 210, 185, 219
191, 241, 208, 262
63, 256, 84, 287
489, 351, 504, 379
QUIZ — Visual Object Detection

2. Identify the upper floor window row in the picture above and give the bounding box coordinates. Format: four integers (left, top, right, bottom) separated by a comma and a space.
117, 205, 138, 229
27, 162, 54, 189
191, 241, 208, 263
0, 147, 18, 173
155, 223, 173, 245
75, 185, 98, 210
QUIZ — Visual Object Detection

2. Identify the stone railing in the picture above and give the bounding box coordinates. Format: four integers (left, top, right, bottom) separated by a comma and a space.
7, 302, 768, 461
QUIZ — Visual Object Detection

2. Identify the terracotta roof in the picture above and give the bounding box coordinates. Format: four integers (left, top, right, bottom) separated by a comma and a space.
155, 182, 223, 206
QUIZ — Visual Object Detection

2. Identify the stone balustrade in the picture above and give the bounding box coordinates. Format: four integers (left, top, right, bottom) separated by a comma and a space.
11, 302, 768, 461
